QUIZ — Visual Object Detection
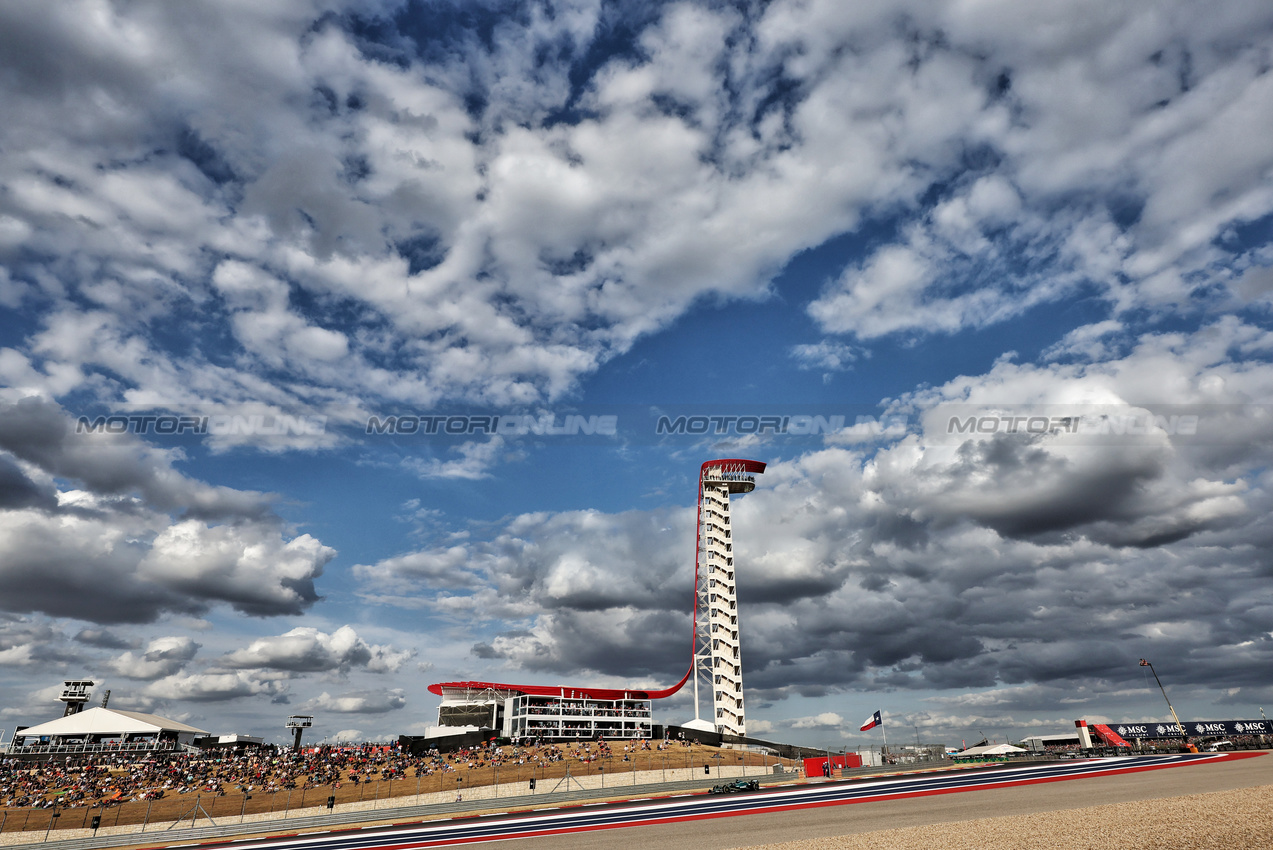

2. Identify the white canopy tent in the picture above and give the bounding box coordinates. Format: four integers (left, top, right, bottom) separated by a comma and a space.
15, 707, 208, 748
955, 743, 1028, 758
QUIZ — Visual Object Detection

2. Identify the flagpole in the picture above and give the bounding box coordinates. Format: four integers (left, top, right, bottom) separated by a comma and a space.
880, 716, 888, 755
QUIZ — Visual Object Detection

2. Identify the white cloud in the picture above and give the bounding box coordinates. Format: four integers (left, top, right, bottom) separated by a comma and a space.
747, 719, 775, 736
18, 0, 1263, 413
402, 437, 511, 480
791, 712, 845, 730
0, 398, 335, 622
141, 670, 289, 704
792, 2, 1273, 340
304, 688, 407, 714
220, 625, 413, 674
138, 521, 333, 617
790, 341, 861, 375
107, 636, 199, 680
0, 618, 68, 668
0, 0, 1264, 424
1041, 320, 1127, 362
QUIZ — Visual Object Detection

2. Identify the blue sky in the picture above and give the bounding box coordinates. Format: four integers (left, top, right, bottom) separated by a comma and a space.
2, 0, 1273, 748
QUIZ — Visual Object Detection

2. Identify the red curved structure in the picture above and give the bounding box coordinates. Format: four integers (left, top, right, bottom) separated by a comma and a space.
427, 459, 764, 711
425, 669, 690, 701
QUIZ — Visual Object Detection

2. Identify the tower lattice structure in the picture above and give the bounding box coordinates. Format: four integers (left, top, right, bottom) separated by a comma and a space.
691, 458, 764, 736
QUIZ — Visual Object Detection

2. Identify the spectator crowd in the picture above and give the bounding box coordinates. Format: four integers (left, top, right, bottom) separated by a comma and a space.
1, 736, 699, 812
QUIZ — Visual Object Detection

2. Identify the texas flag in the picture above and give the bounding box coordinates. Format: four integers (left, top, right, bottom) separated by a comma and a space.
860, 710, 883, 731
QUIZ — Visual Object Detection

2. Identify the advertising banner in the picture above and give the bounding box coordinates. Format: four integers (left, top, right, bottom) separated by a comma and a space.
1110, 720, 1270, 739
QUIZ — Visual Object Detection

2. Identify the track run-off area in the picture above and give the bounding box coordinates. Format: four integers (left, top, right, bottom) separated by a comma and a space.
155, 752, 1265, 850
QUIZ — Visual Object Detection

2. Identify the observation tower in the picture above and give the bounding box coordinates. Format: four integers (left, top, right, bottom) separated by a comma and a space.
426, 458, 765, 742
687, 458, 765, 737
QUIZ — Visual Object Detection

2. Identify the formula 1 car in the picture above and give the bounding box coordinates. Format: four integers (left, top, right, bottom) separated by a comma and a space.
709, 779, 761, 794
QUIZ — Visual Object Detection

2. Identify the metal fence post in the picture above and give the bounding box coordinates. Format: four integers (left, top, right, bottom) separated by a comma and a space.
43, 805, 59, 842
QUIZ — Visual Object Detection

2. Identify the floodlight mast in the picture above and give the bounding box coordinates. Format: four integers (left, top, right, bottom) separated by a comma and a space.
1139, 659, 1187, 741
691, 459, 764, 736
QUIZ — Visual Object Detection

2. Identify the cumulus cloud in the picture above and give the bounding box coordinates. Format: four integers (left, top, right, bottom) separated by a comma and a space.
0, 682, 78, 722
304, 688, 407, 714
0, 396, 272, 519
746, 719, 775, 736
355, 505, 698, 683
0, 397, 335, 622
220, 626, 413, 674
790, 342, 862, 376
138, 522, 331, 617
141, 670, 290, 704
1041, 320, 1128, 363
402, 437, 511, 480
107, 636, 199, 680
0, 617, 73, 667
791, 712, 845, 730
800, 3, 1273, 341
73, 628, 140, 650
4, 1, 1264, 418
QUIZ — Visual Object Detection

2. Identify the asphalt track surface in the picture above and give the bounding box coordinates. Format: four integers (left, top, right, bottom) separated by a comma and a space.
167, 752, 1269, 850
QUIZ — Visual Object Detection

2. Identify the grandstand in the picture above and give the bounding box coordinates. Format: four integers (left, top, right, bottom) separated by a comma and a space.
1018, 733, 1081, 751
428, 682, 657, 741
1020, 718, 1271, 754
426, 459, 765, 743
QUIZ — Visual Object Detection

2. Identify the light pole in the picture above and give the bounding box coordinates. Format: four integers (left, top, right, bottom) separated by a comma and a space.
1139, 659, 1188, 748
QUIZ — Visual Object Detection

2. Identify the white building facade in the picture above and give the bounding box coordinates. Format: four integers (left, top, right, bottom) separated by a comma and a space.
427, 683, 653, 741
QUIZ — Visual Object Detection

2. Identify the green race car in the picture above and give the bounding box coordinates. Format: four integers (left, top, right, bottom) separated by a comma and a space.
709, 779, 761, 794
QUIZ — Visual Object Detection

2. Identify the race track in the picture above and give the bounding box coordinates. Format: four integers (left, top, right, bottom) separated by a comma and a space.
177, 752, 1269, 850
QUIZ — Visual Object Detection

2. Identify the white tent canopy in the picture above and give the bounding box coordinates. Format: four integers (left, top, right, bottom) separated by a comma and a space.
956, 743, 1028, 757
16, 707, 207, 743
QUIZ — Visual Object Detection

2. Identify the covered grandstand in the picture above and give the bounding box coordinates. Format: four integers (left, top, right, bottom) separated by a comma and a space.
10, 707, 207, 754
428, 681, 660, 741
1018, 733, 1081, 750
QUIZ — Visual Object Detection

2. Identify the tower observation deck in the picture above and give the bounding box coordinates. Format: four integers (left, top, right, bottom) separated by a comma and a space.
426, 458, 765, 742
690, 459, 765, 737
